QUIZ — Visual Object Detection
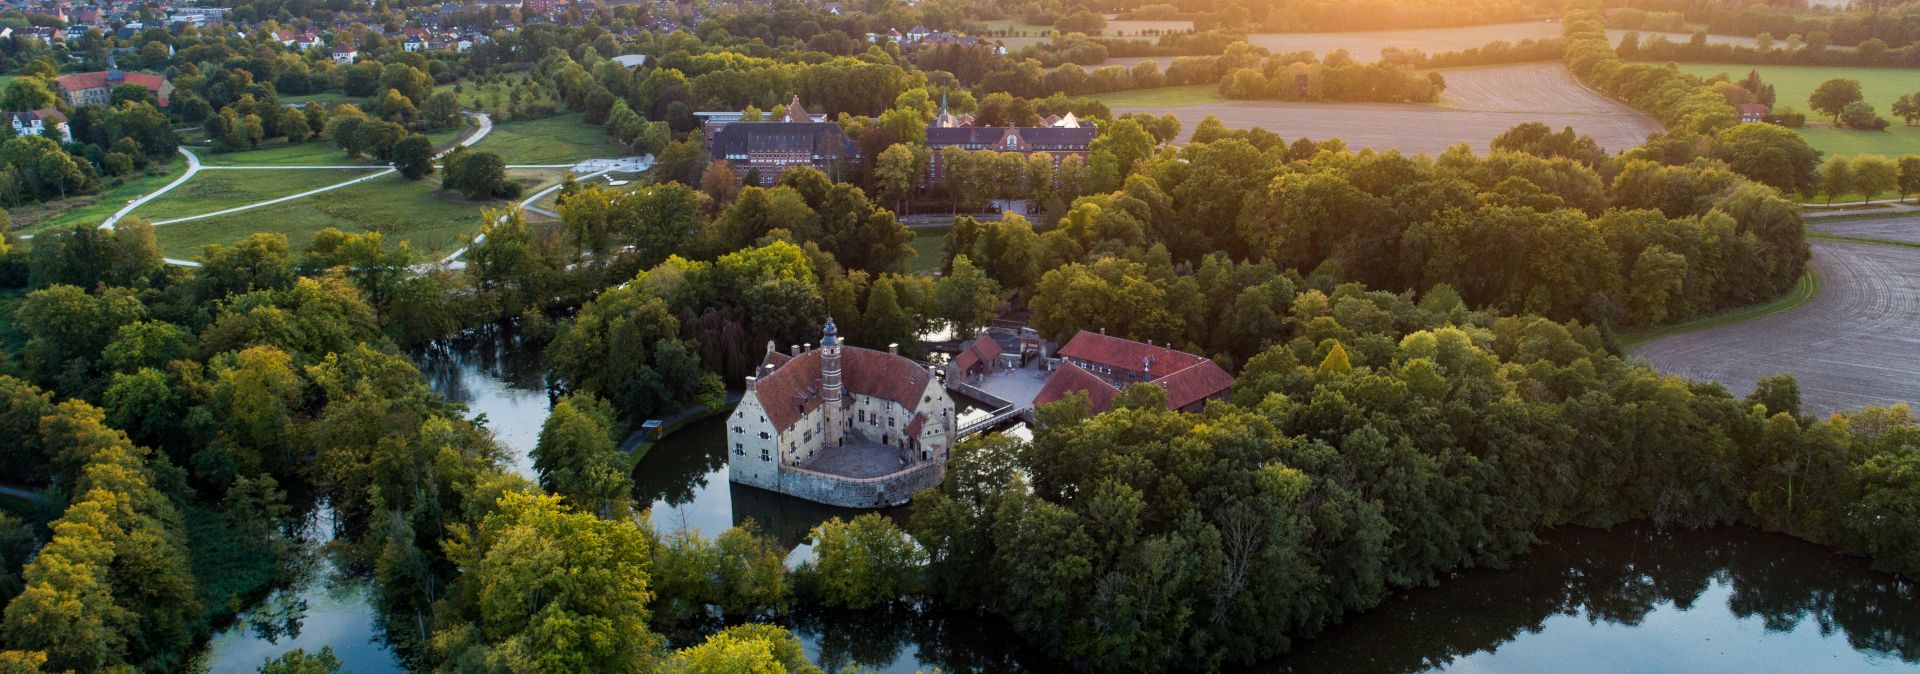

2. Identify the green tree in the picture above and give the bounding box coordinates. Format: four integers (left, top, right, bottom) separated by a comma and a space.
439, 492, 663, 674
1819, 157, 1854, 204
1809, 78, 1864, 122
1712, 121, 1822, 195
531, 393, 631, 518
1850, 154, 1898, 203
794, 514, 922, 609
1, 78, 56, 111
392, 133, 436, 179
665, 624, 822, 674
1898, 155, 1920, 202
935, 255, 1002, 334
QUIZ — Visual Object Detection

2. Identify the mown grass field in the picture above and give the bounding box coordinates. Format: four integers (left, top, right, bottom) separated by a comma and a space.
1091, 84, 1223, 107
131, 169, 374, 221
154, 173, 495, 257
1646, 62, 1920, 156
909, 225, 951, 275
482, 113, 623, 165
8, 156, 188, 233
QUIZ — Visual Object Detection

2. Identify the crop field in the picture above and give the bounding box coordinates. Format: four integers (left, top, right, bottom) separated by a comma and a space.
482, 114, 624, 165
1645, 62, 1920, 155
1812, 214, 1920, 245
1633, 240, 1920, 416
7, 156, 188, 233
153, 173, 494, 257
1108, 63, 1662, 154
130, 169, 373, 221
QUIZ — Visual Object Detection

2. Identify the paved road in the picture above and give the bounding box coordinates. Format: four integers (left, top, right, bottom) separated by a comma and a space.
1633, 240, 1920, 416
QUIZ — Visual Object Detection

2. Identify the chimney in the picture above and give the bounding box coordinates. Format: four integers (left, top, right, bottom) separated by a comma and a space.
791, 344, 800, 356
766, 340, 776, 356
745, 375, 758, 391
889, 343, 899, 355
804, 342, 813, 352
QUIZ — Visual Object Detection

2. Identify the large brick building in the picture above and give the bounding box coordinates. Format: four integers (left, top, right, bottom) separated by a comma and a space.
707, 97, 854, 185
922, 110, 1095, 189
53, 68, 172, 108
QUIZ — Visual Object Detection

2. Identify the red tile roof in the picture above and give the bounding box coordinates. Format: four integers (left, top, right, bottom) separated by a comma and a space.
952, 333, 1002, 373
53, 71, 169, 105
1155, 359, 1235, 410
1058, 330, 1207, 375
752, 346, 932, 431
1033, 362, 1119, 413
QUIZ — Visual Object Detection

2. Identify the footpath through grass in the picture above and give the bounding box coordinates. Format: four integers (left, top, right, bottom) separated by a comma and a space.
154, 173, 495, 257
1643, 62, 1920, 155
131, 169, 373, 221
1618, 269, 1820, 351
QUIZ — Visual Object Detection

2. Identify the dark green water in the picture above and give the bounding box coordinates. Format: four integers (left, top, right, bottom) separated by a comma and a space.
197, 326, 1920, 673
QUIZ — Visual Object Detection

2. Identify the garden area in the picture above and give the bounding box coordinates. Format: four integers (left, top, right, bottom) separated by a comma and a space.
1650, 62, 1920, 155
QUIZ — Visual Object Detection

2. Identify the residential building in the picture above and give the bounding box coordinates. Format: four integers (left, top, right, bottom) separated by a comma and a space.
330, 45, 358, 63
5, 108, 71, 143
1737, 103, 1770, 124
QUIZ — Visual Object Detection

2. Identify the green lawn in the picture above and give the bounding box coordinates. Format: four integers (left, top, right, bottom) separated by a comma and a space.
198, 140, 376, 167
1644, 62, 1920, 156
8, 156, 188, 234
1090, 83, 1224, 107
909, 225, 951, 275
481, 113, 622, 165
130, 169, 376, 221
154, 173, 497, 257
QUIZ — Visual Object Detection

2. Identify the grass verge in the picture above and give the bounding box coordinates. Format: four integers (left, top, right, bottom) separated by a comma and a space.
909, 225, 951, 275
1618, 269, 1819, 351
1807, 231, 1920, 250
8, 156, 187, 233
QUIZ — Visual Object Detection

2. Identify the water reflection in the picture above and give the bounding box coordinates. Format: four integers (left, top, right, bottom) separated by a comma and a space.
197, 507, 406, 674
415, 323, 552, 480
1256, 525, 1920, 674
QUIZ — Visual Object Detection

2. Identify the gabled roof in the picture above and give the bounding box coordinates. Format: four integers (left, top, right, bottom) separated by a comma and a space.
1032, 362, 1119, 413
780, 94, 810, 122
709, 121, 850, 158
751, 346, 932, 431
952, 333, 1003, 373
1154, 359, 1235, 410
1058, 330, 1206, 374
52, 70, 169, 104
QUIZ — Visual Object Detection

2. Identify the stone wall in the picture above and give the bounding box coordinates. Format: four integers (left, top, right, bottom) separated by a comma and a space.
770, 461, 946, 508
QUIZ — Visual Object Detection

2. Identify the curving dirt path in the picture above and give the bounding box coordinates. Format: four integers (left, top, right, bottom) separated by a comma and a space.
1633, 240, 1920, 416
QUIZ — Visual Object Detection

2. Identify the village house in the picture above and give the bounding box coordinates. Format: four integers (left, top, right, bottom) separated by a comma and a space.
5, 109, 71, 143
728, 319, 956, 507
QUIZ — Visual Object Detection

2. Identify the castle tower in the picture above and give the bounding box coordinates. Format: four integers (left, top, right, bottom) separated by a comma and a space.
821, 317, 845, 448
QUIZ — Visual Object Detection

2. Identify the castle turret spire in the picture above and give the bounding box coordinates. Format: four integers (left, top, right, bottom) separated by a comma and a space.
820, 317, 845, 448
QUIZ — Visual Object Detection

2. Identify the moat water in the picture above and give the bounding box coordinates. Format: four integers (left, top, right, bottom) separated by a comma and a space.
197, 325, 1920, 673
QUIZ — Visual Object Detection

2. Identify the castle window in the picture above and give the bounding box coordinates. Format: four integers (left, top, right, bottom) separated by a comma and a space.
734, 443, 744, 455
761, 448, 770, 461
759, 431, 769, 440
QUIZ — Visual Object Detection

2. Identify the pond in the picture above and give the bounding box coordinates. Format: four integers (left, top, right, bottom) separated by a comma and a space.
197, 325, 1920, 674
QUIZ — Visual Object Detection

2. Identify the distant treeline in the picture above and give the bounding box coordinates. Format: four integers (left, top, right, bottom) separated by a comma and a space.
1614, 0, 1920, 49
1621, 31, 1920, 69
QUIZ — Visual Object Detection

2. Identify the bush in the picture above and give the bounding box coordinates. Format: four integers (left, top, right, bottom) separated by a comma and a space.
1840, 100, 1890, 129
1771, 107, 1808, 128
